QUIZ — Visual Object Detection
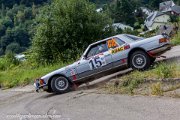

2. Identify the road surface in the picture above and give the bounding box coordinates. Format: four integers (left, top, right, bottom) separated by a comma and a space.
0, 45, 180, 120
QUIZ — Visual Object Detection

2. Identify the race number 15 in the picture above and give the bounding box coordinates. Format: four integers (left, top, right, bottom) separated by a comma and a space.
89, 56, 106, 70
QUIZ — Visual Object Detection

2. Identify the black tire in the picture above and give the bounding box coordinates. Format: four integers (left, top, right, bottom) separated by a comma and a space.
150, 57, 156, 64
51, 76, 70, 94
130, 51, 151, 70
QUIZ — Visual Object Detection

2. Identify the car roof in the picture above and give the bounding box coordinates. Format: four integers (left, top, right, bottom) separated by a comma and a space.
89, 34, 131, 46
90, 34, 122, 46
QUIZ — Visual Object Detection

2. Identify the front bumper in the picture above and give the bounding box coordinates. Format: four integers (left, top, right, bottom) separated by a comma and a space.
34, 79, 47, 92
148, 44, 172, 57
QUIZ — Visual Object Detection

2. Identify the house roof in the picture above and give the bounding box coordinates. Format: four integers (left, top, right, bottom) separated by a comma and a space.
145, 11, 166, 28
159, 0, 175, 12
112, 23, 133, 30
140, 7, 152, 16
171, 5, 180, 14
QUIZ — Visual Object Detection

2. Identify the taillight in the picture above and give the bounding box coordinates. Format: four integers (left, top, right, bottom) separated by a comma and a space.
159, 38, 167, 43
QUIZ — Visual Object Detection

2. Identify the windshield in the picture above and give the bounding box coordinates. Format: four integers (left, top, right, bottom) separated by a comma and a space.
124, 34, 144, 41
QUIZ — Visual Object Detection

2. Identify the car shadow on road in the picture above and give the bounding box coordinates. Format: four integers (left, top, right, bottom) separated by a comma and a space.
41, 91, 72, 98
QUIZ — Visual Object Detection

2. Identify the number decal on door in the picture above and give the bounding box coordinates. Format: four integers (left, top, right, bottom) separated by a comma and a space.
89, 55, 106, 70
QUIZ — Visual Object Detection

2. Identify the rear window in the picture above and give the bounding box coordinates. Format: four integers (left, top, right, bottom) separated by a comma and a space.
115, 37, 125, 46
124, 35, 144, 41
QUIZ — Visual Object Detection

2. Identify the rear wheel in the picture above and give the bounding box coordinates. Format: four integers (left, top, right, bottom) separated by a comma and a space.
51, 76, 70, 94
130, 51, 151, 70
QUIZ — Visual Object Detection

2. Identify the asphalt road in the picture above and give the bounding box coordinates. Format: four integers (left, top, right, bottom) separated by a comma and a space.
0, 45, 180, 120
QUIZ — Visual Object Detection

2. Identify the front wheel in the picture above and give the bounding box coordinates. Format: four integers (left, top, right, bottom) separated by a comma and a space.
130, 51, 151, 70
51, 76, 70, 94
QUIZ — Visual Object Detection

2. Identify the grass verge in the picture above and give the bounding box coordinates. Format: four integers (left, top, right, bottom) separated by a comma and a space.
171, 31, 180, 46
0, 62, 70, 89
102, 62, 180, 97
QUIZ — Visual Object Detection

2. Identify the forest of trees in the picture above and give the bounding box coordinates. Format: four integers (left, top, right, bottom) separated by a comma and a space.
0, 0, 50, 55
0, 0, 179, 63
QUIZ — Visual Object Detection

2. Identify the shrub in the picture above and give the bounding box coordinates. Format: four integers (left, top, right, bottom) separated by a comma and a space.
32, 0, 113, 64
155, 63, 175, 79
171, 31, 180, 45
122, 71, 144, 94
0, 52, 19, 71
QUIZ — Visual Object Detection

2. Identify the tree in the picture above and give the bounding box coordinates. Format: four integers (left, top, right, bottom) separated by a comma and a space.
16, 11, 25, 23
1, 3, 5, 17
149, 0, 163, 10
108, 0, 138, 26
32, 0, 113, 64
5, 42, 21, 53
0, 23, 6, 36
2, 17, 13, 28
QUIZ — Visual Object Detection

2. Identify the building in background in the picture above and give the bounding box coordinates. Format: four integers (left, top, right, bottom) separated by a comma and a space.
159, 0, 175, 12
145, 11, 170, 30
160, 0, 180, 15
15, 54, 26, 61
112, 23, 134, 31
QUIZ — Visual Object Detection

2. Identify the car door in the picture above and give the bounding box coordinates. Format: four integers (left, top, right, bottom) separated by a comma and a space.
76, 41, 113, 80
95, 41, 113, 73
76, 44, 100, 80
107, 37, 127, 67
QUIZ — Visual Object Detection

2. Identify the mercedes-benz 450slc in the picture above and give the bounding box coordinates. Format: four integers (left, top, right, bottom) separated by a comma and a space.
34, 34, 171, 93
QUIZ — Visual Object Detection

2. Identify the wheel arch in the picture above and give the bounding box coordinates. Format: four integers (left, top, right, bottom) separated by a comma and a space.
127, 47, 148, 67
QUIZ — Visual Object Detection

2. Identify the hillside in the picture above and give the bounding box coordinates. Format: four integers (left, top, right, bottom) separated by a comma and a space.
0, 0, 50, 55
0, 0, 179, 57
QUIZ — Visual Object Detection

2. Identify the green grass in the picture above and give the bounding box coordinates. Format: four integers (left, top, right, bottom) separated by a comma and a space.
171, 31, 180, 45
151, 82, 163, 96
103, 62, 180, 95
0, 62, 69, 89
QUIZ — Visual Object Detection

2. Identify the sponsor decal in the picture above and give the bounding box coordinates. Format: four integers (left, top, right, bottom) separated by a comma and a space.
107, 38, 117, 48
89, 54, 106, 70
110, 46, 125, 54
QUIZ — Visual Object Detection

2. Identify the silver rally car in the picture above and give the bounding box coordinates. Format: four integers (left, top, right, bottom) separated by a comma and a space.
34, 34, 171, 93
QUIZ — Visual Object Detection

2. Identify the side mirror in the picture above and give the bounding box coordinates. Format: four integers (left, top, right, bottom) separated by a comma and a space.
81, 56, 86, 60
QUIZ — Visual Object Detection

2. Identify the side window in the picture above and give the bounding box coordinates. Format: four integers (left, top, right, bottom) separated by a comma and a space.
115, 37, 125, 46
86, 42, 108, 58
98, 42, 108, 53
86, 46, 99, 58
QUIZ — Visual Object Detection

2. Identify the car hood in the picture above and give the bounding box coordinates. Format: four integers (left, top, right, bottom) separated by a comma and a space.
41, 67, 66, 80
